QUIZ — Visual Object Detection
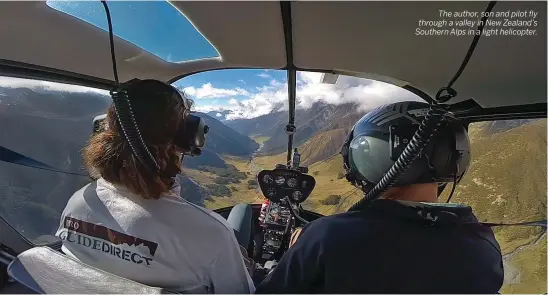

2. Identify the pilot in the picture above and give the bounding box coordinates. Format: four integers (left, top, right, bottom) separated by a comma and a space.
255, 101, 504, 293
55, 80, 255, 293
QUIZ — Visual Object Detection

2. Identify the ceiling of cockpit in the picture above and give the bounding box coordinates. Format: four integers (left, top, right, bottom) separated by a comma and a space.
0, 1, 545, 110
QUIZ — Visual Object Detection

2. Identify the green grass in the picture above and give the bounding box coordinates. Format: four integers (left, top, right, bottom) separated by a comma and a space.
196, 156, 265, 210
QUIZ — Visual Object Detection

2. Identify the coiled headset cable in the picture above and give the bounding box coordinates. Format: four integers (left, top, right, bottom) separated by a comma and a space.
348, 1, 498, 211
100, 1, 160, 173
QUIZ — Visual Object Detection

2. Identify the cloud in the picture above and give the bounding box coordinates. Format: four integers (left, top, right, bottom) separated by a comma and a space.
182, 82, 249, 99
238, 79, 246, 84
216, 113, 222, 117
257, 73, 271, 79
207, 72, 423, 120
0, 76, 109, 96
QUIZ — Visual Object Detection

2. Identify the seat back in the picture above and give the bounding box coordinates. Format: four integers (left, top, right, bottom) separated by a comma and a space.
7, 246, 174, 294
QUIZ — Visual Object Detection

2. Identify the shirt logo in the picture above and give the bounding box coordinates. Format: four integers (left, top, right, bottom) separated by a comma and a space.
60, 216, 158, 266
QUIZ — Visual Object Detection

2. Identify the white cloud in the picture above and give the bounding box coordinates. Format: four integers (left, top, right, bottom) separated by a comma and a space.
182, 82, 249, 99
212, 72, 423, 120
257, 73, 271, 79
216, 113, 222, 117
188, 71, 424, 120
238, 79, 246, 84
0, 76, 109, 96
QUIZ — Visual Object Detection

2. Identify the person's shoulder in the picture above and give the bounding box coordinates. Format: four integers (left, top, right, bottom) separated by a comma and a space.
176, 198, 234, 231
300, 212, 364, 239
63, 181, 95, 213
308, 211, 365, 228
152, 195, 235, 236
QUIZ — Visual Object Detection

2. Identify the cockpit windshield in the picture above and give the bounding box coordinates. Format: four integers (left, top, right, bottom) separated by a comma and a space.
174, 69, 424, 211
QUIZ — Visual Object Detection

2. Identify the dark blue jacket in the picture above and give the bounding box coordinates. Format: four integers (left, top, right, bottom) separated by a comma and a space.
256, 200, 504, 293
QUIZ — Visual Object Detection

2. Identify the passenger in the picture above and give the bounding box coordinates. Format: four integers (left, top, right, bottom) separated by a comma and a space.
56, 80, 255, 293
256, 101, 504, 294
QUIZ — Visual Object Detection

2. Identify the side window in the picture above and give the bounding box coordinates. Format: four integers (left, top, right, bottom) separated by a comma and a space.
0, 76, 110, 244
449, 119, 547, 294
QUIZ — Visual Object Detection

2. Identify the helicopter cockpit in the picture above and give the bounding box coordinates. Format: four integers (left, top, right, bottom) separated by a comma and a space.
0, 0, 546, 294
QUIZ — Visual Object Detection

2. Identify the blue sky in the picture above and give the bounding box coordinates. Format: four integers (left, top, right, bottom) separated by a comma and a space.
43, 1, 422, 120
47, 1, 218, 62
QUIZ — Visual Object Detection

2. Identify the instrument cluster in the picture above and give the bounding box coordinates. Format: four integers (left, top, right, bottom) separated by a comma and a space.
257, 168, 316, 203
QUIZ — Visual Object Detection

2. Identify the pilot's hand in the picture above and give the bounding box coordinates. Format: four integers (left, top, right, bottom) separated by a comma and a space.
289, 227, 303, 248
239, 245, 256, 276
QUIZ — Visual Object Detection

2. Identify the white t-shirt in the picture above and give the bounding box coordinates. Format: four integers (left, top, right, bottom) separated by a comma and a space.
55, 178, 255, 294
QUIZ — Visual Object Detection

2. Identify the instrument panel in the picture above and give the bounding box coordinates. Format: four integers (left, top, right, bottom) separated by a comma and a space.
257, 168, 316, 203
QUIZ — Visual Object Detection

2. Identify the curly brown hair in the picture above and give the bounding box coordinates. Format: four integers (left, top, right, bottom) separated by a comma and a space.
83, 80, 186, 199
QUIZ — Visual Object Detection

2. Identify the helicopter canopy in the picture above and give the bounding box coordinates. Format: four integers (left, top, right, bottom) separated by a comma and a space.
0, 1, 545, 110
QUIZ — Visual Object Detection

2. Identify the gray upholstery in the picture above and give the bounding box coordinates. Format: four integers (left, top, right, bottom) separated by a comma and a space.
7, 246, 174, 294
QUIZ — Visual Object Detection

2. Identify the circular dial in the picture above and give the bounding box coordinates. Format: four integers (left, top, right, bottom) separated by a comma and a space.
292, 191, 303, 202
275, 176, 285, 185
301, 180, 308, 189
287, 178, 297, 188
267, 188, 276, 198
263, 175, 273, 184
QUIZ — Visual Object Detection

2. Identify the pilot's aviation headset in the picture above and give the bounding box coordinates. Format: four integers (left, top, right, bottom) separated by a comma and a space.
340, 101, 470, 192
93, 79, 209, 159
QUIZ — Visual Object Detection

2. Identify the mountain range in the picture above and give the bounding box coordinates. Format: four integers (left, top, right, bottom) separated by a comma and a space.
182, 112, 258, 169
226, 102, 365, 156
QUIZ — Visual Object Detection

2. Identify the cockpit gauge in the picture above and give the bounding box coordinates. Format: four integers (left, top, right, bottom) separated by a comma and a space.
263, 175, 273, 184
287, 178, 297, 188
292, 191, 303, 202
257, 168, 316, 204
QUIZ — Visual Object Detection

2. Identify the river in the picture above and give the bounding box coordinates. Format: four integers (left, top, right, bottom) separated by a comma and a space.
502, 231, 547, 285
247, 142, 264, 174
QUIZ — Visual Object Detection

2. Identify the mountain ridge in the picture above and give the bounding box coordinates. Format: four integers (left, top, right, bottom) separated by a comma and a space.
226, 102, 364, 156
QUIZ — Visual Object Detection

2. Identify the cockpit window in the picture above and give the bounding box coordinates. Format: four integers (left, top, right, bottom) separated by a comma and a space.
46, 1, 219, 62
0, 76, 110, 244
446, 119, 547, 294
173, 70, 425, 211
173, 69, 288, 209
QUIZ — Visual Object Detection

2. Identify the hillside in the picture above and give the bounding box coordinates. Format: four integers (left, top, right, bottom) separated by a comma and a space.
195, 112, 259, 156
0, 86, 111, 240
450, 119, 547, 294
225, 111, 286, 139
455, 119, 546, 223
182, 112, 259, 170
298, 128, 348, 166
260, 102, 362, 155
227, 102, 363, 155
